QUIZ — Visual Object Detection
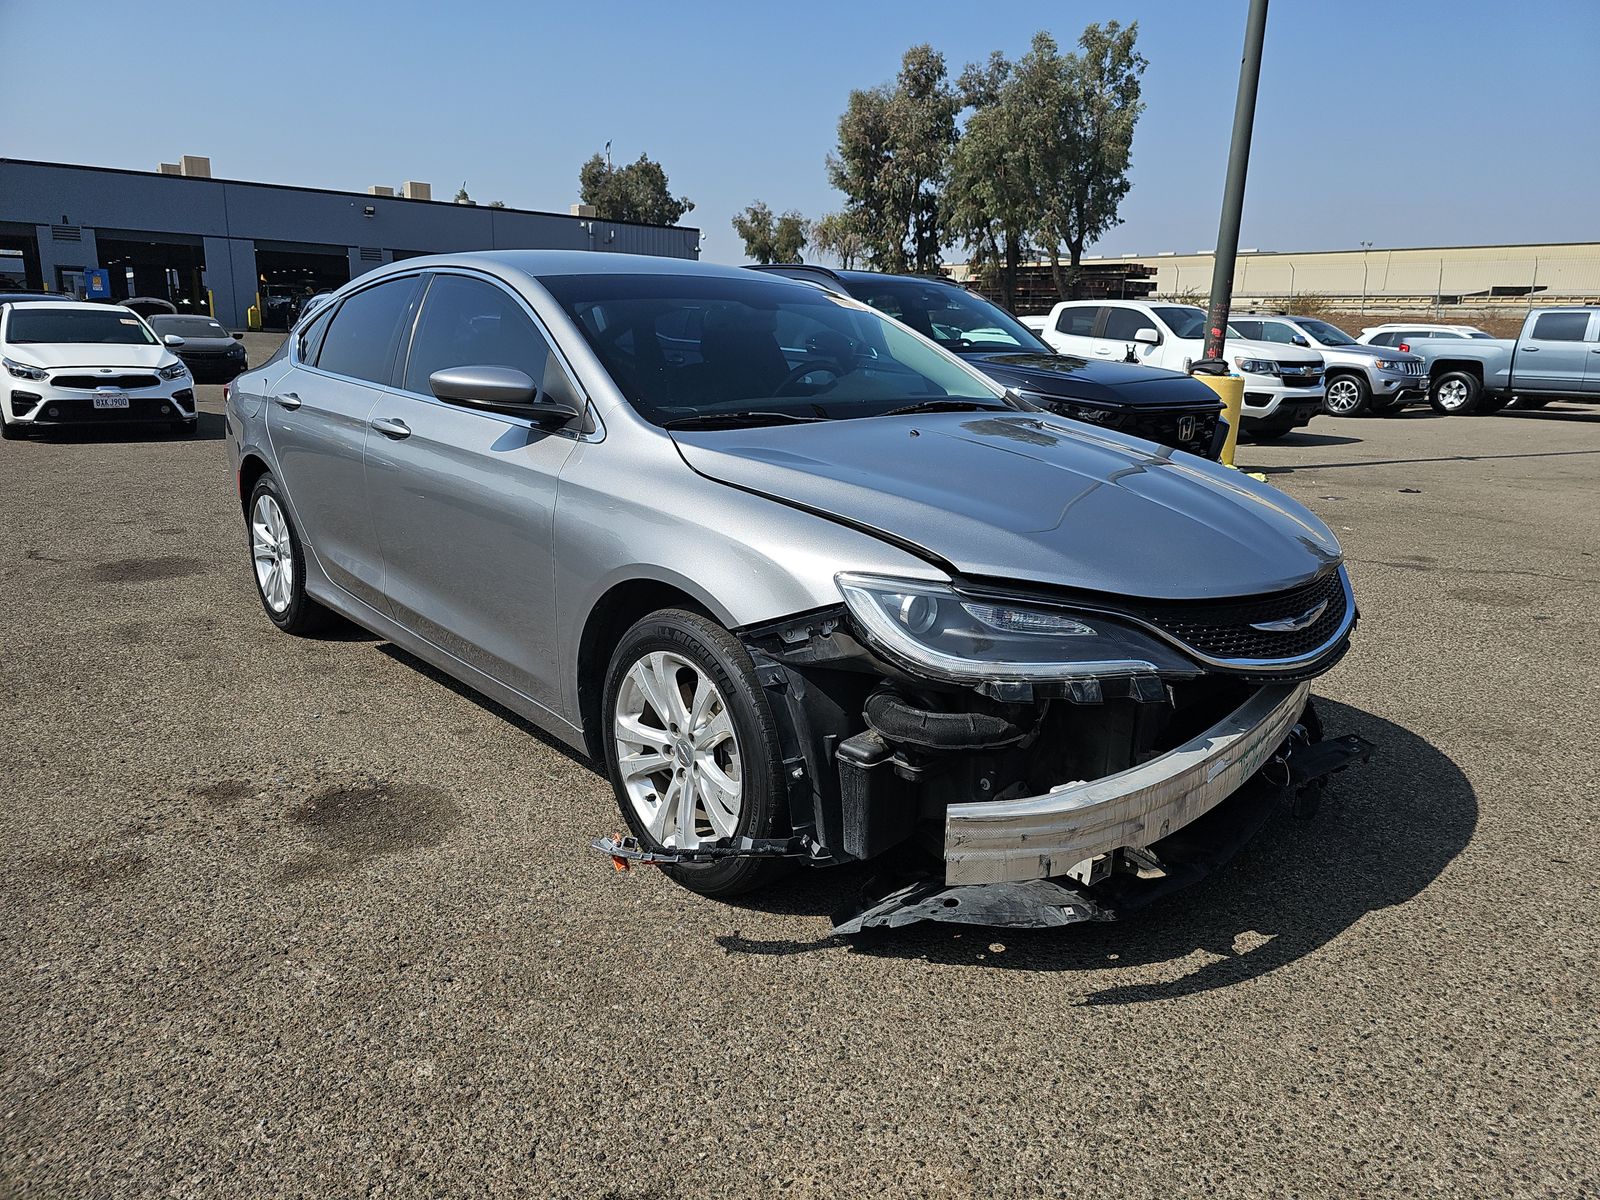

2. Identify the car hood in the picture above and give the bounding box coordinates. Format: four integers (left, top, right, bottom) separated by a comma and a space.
172, 336, 240, 352
964, 351, 1220, 408
1314, 342, 1421, 363
9, 342, 175, 370
673, 412, 1342, 600
1226, 337, 1322, 364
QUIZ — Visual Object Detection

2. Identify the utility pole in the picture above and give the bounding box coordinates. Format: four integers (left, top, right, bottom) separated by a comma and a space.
1359, 240, 1373, 313
1199, 0, 1269, 368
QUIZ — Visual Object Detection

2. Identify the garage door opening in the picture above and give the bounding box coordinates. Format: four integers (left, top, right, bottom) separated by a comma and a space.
97, 237, 208, 312
255, 247, 351, 330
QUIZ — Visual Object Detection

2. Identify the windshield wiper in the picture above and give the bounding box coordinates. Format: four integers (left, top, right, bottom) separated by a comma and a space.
662, 410, 828, 431
880, 399, 1009, 417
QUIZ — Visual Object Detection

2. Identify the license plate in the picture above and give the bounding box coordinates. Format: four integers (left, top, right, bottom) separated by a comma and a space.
92, 393, 130, 409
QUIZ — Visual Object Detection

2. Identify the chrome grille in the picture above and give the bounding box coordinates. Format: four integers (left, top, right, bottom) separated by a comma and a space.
51, 373, 161, 391
1131, 569, 1351, 663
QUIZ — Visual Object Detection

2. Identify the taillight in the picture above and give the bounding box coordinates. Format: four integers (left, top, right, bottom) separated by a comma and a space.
1398, 343, 1409, 352
222, 381, 231, 404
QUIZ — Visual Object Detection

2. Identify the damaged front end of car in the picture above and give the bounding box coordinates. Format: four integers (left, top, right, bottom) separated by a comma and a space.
598, 559, 1372, 933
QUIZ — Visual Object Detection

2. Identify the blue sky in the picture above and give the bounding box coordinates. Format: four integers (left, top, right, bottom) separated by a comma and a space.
4, 0, 1597, 263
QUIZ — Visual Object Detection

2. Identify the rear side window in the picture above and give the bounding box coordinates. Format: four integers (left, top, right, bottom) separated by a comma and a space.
1231, 319, 1263, 339
401, 274, 553, 398
1055, 305, 1102, 336
1367, 332, 1398, 346
297, 306, 334, 364
315, 277, 419, 384
1530, 312, 1591, 342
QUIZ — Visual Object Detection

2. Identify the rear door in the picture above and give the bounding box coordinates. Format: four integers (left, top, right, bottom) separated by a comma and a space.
1048, 304, 1103, 356
1516, 311, 1592, 393
363, 271, 581, 710
265, 274, 421, 609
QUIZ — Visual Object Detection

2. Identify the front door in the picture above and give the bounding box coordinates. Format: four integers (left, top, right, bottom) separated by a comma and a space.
363, 272, 580, 711
265, 274, 421, 609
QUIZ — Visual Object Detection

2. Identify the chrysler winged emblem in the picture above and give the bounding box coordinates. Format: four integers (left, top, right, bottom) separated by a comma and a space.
1250, 600, 1328, 633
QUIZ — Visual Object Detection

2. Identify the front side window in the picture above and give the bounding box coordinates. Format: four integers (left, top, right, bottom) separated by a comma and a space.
5, 307, 158, 346
1101, 307, 1154, 341
1531, 312, 1591, 342
315, 277, 419, 384
402, 274, 553, 397
1150, 305, 1207, 340
541, 273, 1005, 427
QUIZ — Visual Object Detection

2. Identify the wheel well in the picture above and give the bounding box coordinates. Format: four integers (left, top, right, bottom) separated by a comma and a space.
575, 579, 711, 761
1430, 360, 1483, 382
238, 454, 271, 514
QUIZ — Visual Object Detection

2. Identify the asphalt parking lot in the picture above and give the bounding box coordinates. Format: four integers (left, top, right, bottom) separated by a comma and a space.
4, 339, 1598, 1199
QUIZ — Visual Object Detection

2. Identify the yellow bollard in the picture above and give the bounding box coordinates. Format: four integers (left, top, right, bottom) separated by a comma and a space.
246, 303, 262, 332
1191, 373, 1245, 468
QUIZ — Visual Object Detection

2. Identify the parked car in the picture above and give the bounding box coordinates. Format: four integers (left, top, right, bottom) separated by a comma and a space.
1390, 307, 1600, 414
1033, 299, 1327, 439
750, 265, 1227, 459
149, 314, 248, 381
0, 291, 62, 308
226, 252, 1364, 928
1357, 323, 1494, 348
1229, 314, 1426, 417
1, 300, 196, 438
120, 296, 178, 319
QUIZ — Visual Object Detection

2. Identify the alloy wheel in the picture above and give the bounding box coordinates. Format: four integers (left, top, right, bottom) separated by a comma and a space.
613, 650, 743, 849
251, 494, 294, 614
1325, 377, 1364, 414
1435, 378, 1471, 411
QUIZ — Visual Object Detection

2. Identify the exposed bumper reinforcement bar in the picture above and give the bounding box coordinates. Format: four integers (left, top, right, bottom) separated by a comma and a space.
944, 681, 1312, 886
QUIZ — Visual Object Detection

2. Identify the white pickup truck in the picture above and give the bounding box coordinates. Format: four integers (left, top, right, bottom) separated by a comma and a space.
1023, 299, 1326, 438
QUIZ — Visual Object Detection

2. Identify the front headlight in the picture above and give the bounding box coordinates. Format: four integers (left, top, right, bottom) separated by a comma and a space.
1232, 356, 1278, 376
157, 361, 189, 380
3, 356, 47, 381
1372, 358, 1403, 370
836, 574, 1196, 683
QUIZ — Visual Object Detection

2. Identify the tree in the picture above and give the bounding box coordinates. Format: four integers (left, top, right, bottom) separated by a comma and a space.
944, 51, 1039, 311
1031, 23, 1146, 298
826, 44, 959, 273
454, 183, 471, 204
810, 211, 868, 269
578, 151, 694, 226
731, 201, 809, 264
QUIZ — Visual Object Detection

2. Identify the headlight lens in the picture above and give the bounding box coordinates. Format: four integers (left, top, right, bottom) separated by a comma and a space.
1372, 358, 1402, 370
158, 361, 189, 380
836, 573, 1195, 682
1232, 356, 1278, 376
3, 356, 47, 381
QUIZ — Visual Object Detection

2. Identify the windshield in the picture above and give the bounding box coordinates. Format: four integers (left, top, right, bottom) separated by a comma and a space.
151, 316, 229, 338
844, 278, 1049, 354
1294, 318, 1357, 346
5, 308, 158, 346
541, 273, 1009, 427
1151, 305, 1208, 339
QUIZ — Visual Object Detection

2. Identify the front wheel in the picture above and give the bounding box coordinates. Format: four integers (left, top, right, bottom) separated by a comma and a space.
602, 608, 788, 897
246, 475, 329, 634
1429, 371, 1483, 415
1322, 373, 1371, 417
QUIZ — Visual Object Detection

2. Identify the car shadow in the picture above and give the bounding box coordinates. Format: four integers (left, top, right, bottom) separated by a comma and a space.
1269, 430, 1364, 447
716, 700, 1476, 1004
1501, 406, 1600, 423
21, 411, 227, 443
374, 641, 601, 768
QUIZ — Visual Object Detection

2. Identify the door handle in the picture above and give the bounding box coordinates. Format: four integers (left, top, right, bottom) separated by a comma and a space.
370, 416, 411, 439
274, 391, 302, 409
1523, 346, 1539, 352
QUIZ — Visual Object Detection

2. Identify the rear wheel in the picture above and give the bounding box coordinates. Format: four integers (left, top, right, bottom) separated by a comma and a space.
1429, 370, 1483, 415
602, 608, 788, 897
247, 474, 329, 635
1322, 373, 1371, 417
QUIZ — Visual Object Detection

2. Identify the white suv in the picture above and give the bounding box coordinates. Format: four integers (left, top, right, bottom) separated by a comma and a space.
1035, 300, 1326, 439
1, 301, 197, 439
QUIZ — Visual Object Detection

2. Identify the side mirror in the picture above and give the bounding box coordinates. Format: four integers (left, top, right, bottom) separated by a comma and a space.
1291, 334, 1309, 346
429, 365, 579, 424
162, 333, 185, 347
232, 332, 245, 341
1133, 327, 1161, 346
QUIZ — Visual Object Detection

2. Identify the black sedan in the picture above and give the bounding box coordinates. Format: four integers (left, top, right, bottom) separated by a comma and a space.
148, 314, 249, 382
750, 265, 1226, 460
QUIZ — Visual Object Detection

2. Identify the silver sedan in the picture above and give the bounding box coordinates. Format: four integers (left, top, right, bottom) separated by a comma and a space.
227, 252, 1361, 926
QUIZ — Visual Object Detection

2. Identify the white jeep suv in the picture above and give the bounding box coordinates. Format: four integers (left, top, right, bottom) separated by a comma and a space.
1, 301, 196, 439
1035, 299, 1326, 439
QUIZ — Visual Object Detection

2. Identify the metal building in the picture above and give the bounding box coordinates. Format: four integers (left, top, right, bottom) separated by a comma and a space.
0, 158, 701, 329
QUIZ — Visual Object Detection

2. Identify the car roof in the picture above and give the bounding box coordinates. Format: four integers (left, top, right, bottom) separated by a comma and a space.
361, 249, 765, 283
2, 299, 133, 313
